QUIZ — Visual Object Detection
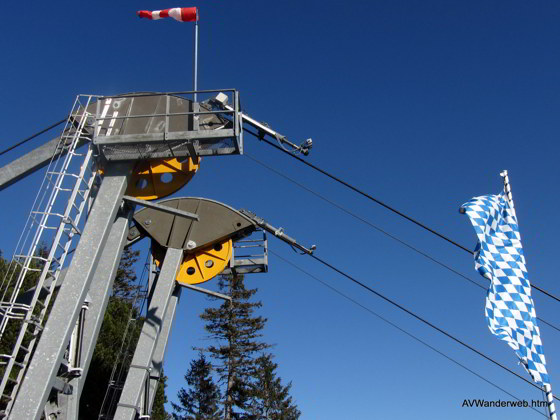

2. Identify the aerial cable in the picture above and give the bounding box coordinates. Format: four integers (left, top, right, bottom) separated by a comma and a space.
0, 117, 67, 156
270, 250, 549, 418
298, 250, 558, 401
244, 127, 472, 253
244, 153, 560, 334
244, 127, 560, 304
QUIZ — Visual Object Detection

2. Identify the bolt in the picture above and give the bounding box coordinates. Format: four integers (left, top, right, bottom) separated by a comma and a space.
144, 219, 152, 226
186, 240, 196, 250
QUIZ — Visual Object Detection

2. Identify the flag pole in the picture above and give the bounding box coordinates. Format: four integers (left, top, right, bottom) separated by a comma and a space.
193, 8, 199, 103
500, 170, 557, 420
545, 384, 557, 420
499, 170, 515, 214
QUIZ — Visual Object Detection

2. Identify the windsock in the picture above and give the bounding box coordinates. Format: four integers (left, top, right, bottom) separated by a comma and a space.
137, 7, 197, 22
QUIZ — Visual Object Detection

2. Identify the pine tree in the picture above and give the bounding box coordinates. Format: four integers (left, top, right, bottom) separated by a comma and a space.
199, 275, 270, 419
246, 354, 300, 420
172, 353, 222, 420
113, 248, 141, 301
152, 371, 172, 420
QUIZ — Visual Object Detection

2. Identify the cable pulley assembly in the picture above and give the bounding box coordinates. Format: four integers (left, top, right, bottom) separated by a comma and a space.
238, 209, 316, 255
208, 92, 313, 156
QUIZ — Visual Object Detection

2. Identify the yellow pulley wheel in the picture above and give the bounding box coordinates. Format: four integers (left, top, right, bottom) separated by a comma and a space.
154, 239, 233, 285
179, 239, 233, 285
126, 157, 200, 201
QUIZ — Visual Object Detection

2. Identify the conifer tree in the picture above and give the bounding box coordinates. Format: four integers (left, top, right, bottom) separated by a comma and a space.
246, 354, 301, 420
172, 353, 222, 420
152, 371, 172, 420
199, 275, 270, 419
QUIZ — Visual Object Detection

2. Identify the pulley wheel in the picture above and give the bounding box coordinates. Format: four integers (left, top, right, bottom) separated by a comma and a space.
153, 239, 232, 285
126, 157, 199, 200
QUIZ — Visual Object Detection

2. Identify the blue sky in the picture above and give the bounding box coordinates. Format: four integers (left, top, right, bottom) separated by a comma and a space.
1, 1, 559, 418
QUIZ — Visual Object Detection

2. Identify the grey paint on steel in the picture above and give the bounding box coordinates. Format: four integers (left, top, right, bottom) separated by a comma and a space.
62, 212, 132, 419
92, 93, 239, 161
0, 136, 90, 191
146, 284, 182, 415
131, 197, 257, 251
8, 162, 133, 420
113, 247, 183, 420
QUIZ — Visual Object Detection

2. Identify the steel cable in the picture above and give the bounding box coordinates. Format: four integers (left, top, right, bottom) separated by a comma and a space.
244, 127, 560, 304
244, 153, 560, 334
271, 249, 549, 418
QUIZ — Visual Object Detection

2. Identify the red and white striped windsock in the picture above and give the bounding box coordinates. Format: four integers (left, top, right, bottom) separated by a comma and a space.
137, 7, 197, 22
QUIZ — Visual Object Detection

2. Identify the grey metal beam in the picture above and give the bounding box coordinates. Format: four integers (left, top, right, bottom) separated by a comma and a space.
94, 128, 234, 145
113, 247, 183, 420
55, 211, 133, 420
180, 283, 232, 302
123, 196, 199, 221
8, 163, 133, 420
144, 280, 236, 414
147, 284, 181, 414
0, 136, 89, 191
215, 98, 306, 153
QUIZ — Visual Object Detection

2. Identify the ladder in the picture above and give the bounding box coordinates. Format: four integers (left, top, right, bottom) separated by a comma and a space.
0, 95, 98, 416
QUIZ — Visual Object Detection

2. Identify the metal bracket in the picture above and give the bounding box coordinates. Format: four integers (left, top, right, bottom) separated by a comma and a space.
210, 92, 312, 155
123, 196, 199, 221
179, 283, 232, 302
238, 209, 316, 255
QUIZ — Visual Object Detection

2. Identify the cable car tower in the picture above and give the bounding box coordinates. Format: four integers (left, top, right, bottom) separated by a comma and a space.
0, 90, 314, 420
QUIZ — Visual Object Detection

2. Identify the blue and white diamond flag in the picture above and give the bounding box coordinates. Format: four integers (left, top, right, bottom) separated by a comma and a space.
461, 191, 550, 387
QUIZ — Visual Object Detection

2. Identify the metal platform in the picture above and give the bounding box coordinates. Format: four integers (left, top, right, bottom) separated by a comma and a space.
92, 89, 242, 161
223, 230, 268, 275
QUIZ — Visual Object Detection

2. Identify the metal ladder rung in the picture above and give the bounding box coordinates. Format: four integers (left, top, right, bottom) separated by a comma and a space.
12, 255, 47, 263
0, 302, 31, 311
55, 186, 73, 193
32, 210, 64, 218
0, 310, 27, 320
46, 171, 73, 179
61, 173, 84, 181
71, 149, 89, 156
